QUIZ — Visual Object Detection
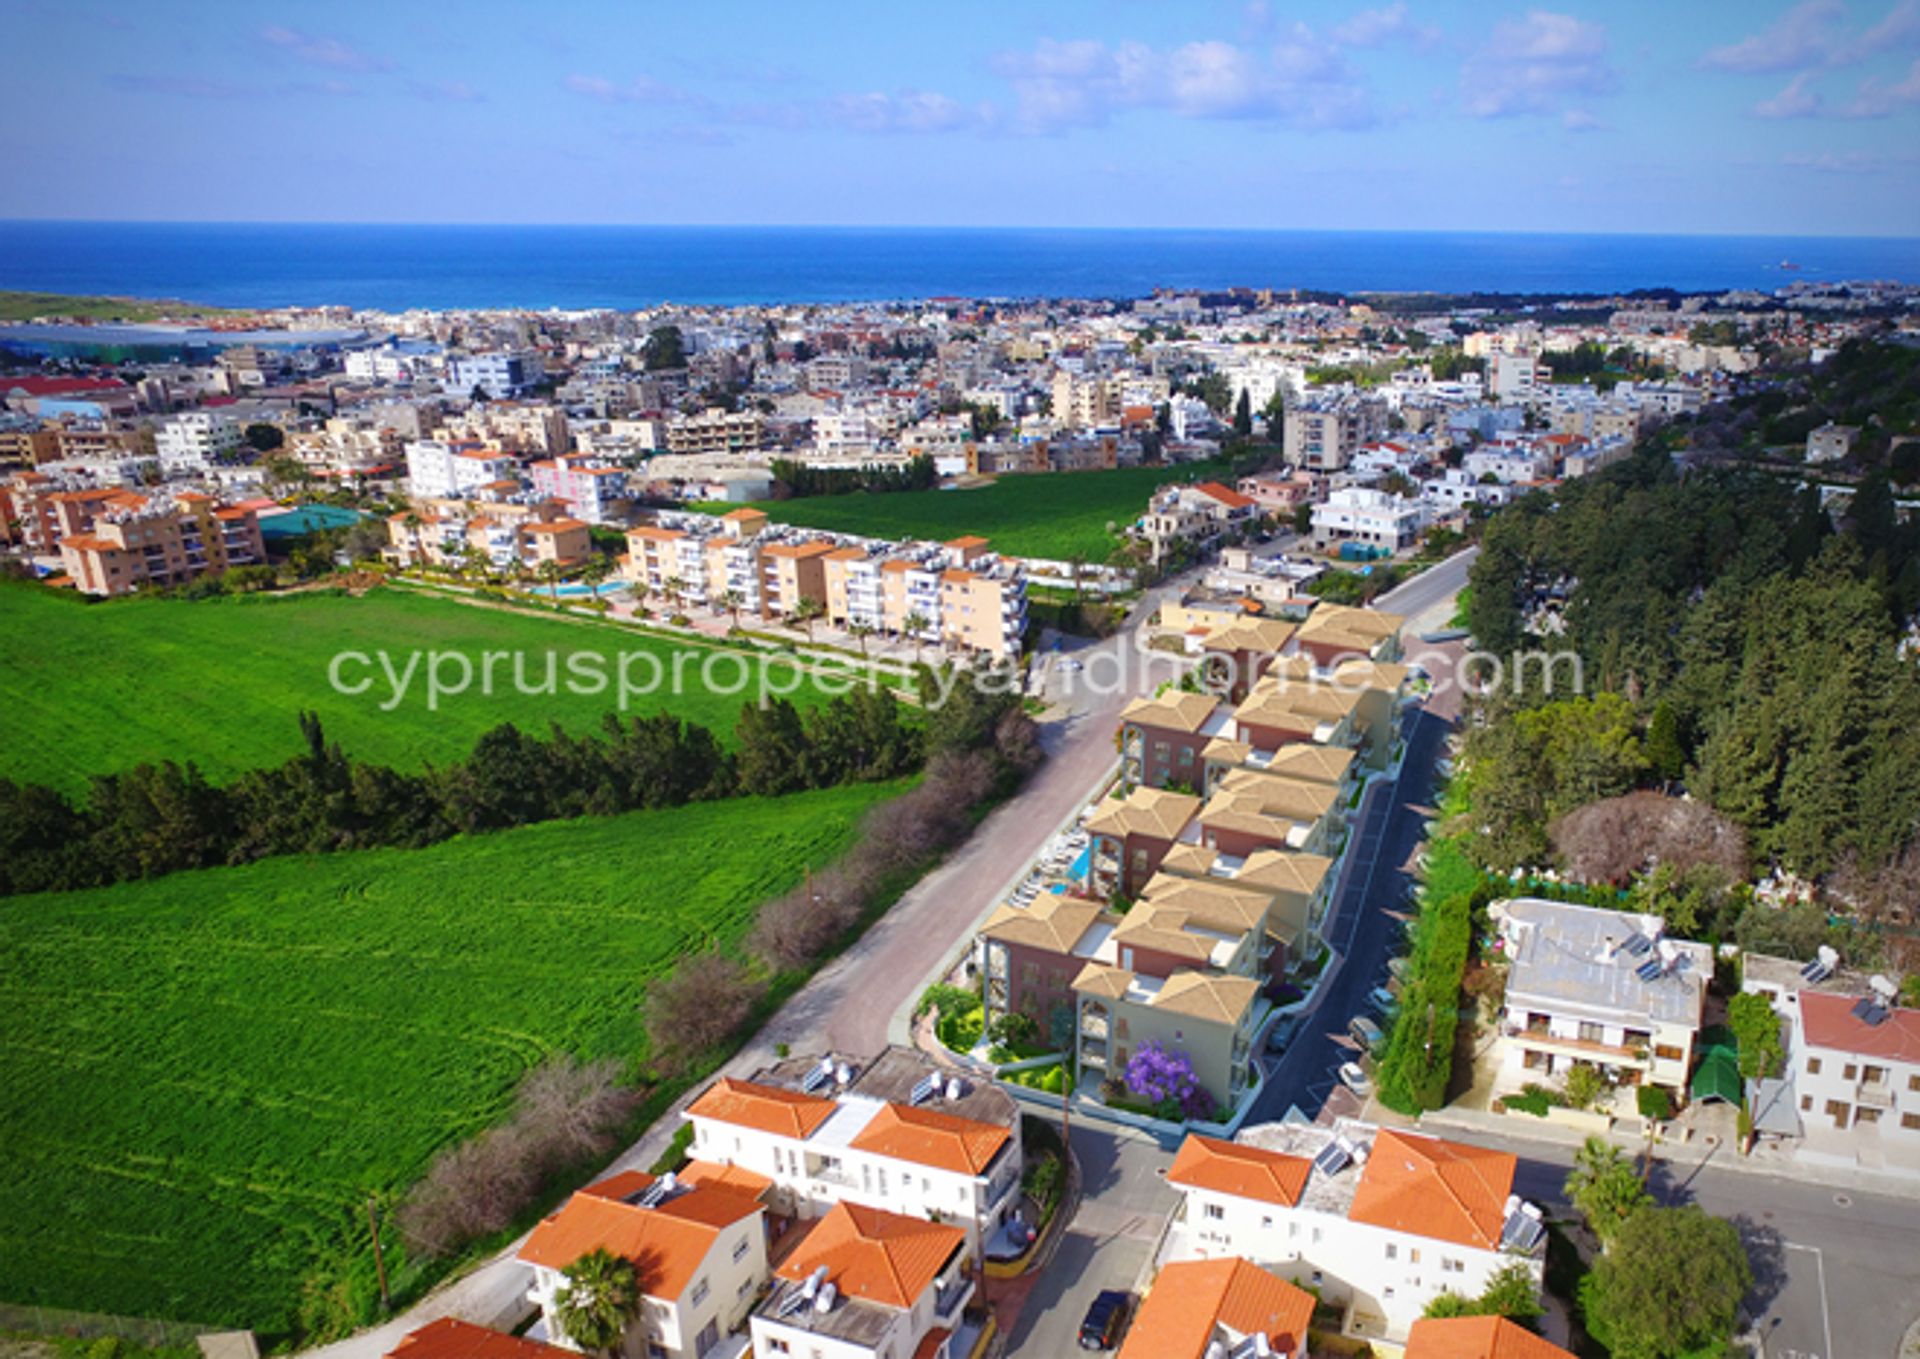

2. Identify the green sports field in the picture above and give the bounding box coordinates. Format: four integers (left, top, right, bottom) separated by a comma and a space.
745, 460, 1233, 561
0, 583, 833, 796
0, 782, 897, 1332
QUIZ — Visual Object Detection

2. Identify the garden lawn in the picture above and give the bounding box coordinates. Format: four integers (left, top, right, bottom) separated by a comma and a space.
744, 461, 1234, 562
0, 781, 898, 1331
0, 583, 835, 796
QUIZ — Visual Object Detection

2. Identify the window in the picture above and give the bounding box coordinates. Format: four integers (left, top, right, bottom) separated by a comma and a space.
1654, 1044, 1684, 1062
1578, 1022, 1603, 1044
1385, 1244, 1398, 1260
1902, 1113, 1920, 1131
1442, 1258, 1464, 1275
1261, 1216, 1273, 1229
1205, 1204, 1225, 1221
738, 1276, 754, 1299
1864, 1065, 1888, 1084
766, 1341, 790, 1355
1801, 1095, 1813, 1112
1410, 1248, 1422, 1265
733, 1237, 750, 1263
1857, 1106, 1881, 1124
1807, 1057, 1822, 1075
688, 1277, 709, 1308
1826, 1099, 1850, 1130
1843, 1063, 1858, 1081
1910, 1075, 1920, 1092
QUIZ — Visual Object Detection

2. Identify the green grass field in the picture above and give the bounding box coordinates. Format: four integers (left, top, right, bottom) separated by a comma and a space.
0, 584, 836, 796
0, 782, 897, 1330
743, 460, 1232, 561
0, 290, 240, 322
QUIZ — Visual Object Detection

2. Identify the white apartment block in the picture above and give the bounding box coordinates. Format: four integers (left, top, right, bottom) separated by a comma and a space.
1284, 396, 1387, 472
1742, 955, 1920, 1159
520, 1166, 769, 1359
449, 350, 545, 397
685, 1051, 1024, 1257
1492, 898, 1713, 1096
1164, 1122, 1546, 1349
404, 440, 521, 500
1310, 486, 1426, 553
1488, 350, 1548, 403
1462, 447, 1549, 484
155, 412, 245, 472
1422, 468, 1511, 514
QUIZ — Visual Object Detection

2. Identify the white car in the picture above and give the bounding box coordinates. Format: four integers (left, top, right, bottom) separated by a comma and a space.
1058, 658, 1084, 672
1368, 986, 1398, 1014
1338, 1062, 1373, 1097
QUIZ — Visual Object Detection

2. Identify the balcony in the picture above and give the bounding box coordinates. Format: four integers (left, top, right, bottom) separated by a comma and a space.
1505, 1022, 1650, 1066
1079, 1045, 1107, 1070
1080, 1012, 1109, 1041
811, 1162, 860, 1190
1857, 1079, 1895, 1109
933, 1276, 974, 1323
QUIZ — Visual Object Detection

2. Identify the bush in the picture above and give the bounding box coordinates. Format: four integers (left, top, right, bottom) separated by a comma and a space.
1636, 1085, 1673, 1121
989, 1011, 1040, 1047
938, 1002, 986, 1053
397, 1056, 636, 1258
644, 952, 764, 1073
1374, 836, 1480, 1114
649, 1123, 694, 1176
915, 982, 980, 1021
1023, 1152, 1064, 1210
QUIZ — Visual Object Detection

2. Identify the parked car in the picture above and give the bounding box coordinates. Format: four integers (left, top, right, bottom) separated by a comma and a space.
1386, 957, 1412, 984
1368, 986, 1398, 1014
1266, 1016, 1301, 1053
1338, 1062, 1373, 1097
1079, 1290, 1133, 1350
1349, 1015, 1384, 1049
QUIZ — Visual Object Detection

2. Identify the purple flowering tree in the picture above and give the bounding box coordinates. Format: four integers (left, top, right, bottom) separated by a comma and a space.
1123, 1040, 1216, 1121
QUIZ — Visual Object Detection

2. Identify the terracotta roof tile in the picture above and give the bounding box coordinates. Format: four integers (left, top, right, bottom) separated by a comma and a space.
1799, 989, 1920, 1063
1168, 1134, 1311, 1207
1406, 1315, 1576, 1359
688, 1076, 838, 1139
849, 1103, 1010, 1176
774, 1202, 963, 1311
518, 1185, 759, 1301
1347, 1129, 1515, 1250
386, 1318, 569, 1359
1119, 1257, 1314, 1359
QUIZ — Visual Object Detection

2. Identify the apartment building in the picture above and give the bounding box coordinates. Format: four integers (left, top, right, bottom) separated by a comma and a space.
0, 423, 61, 467
386, 506, 587, 574
1119, 690, 1229, 790
441, 403, 572, 457
1283, 397, 1387, 471
1238, 468, 1321, 514
1743, 957, 1920, 1154
405, 440, 521, 500
1085, 785, 1203, 899
1491, 899, 1713, 1097
1119, 1257, 1315, 1359
155, 411, 245, 472
1229, 662, 1364, 755
684, 1048, 1024, 1257
1200, 734, 1355, 802
1193, 768, 1342, 858
1198, 617, 1300, 702
59, 490, 265, 596
528, 454, 632, 524
1051, 370, 1122, 430
1164, 1121, 1545, 1349
935, 554, 1027, 658
520, 1166, 768, 1359
0, 476, 130, 551
1310, 486, 1426, 554
449, 350, 545, 398
1158, 842, 1335, 962
1137, 480, 1260, 562
1295, 603, 1405, 672
758, 539, 833, 620
748, 1202, 973, 1359
288, 418, 403, 477
667, 409, 766, 456
1073, 954, 1262, 1113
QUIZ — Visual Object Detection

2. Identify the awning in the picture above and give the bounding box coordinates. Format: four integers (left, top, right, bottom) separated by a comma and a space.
1748, 1074, 1802, 1138
1691, 1047, 1742, 1105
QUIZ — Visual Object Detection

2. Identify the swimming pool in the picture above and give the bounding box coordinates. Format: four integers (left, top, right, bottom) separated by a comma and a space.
551, 581, 630, 598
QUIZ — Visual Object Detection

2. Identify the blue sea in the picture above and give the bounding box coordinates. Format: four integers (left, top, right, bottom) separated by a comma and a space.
3, 220, 1918, 310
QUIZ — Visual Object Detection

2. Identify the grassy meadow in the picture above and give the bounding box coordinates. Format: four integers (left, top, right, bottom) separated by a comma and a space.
0, 290, 240, 322
0, 782, 898, 1331
743, 460, 1232, 561
0, 583, 836, 796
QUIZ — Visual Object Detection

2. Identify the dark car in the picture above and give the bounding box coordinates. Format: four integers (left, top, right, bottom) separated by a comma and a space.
1079, 1289, 1133, 1350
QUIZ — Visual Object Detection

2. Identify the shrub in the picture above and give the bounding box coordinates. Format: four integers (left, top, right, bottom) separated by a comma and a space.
1374, 839, 1479, 1114
989, 1011, 1040, 1046
1636, 1085, 1673, 1121
649, 1123, 695, 1176
1563, 1062, 1604, 1110
915, 983, 980, 1021
644, 952, 764, 1073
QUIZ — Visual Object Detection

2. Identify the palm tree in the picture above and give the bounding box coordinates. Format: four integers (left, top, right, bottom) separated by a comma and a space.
903, 609, 930, 664
664, 575, 686, 615
538, 558, 564, 601
1564, 1133, 1650, 1248
1067, 553, 1086, 607
554, 1247, 641, 1358
459, 543, 489, 583
849, 620, 874, 658
719, 587, 743, 629
790, 594, 824, 643
581, 552, 613, 593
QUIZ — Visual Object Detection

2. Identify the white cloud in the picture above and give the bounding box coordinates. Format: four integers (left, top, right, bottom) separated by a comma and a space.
1329, 3, 1441, 50
1562, 108, 1604, 131
563, 73, 693, 106
1781, 147, 1920, 171
1753, 71, 1824, 116
1460, 11, 1617, 118
1840, 56, 1920, 113
823, 90, 983, 134
258, 25, 388, 73
989, 29, 1379, 132
1703, 0, 1920, 71
409, 79, 485, 104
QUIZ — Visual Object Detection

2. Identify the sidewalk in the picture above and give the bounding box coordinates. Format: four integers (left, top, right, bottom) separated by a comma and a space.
1418, 1103, 1920, 1203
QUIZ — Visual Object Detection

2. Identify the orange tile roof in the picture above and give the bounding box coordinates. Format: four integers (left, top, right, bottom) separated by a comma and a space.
1347, 1129, 1515, 1250
687, 1076, 839, 1139
774, 1202, 964, 1311
1800, 989, 1920, 1063
519, 1185, 759, 1301
945, 535, 990, 549
1167, 1134, 1311, 1207
1405, 1315, 1576, 1359
524, 518, 587, 534
386, 1318, 569, 1359
1118, 1257, 1314, 1359
679, 1158, 776, 1199
578, 1169, 654, 1203
849, 1103, 1010, 1176
939, 568, 976, 584
825, 546, 868, 561
1194, 480, 1256, 510
720, 507, 766, 521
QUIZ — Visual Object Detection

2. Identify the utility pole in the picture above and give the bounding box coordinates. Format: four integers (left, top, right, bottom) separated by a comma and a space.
368, 1194, 391, 1313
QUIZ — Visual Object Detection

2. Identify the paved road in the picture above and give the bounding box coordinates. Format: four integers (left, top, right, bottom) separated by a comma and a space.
1387, 544, 1478, 629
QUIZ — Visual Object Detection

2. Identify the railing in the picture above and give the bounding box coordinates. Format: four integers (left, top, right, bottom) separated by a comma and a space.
1505, 1024, 1650, 1063
811, 1163, 860, 1189
1857, 1079, 1894, 1109
0, 1303, 221, 1349
934, 1276, 974, 1320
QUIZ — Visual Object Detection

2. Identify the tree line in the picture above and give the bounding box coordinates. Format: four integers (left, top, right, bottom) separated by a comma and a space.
0, 669, 1037, 898
767, 454, 937, 499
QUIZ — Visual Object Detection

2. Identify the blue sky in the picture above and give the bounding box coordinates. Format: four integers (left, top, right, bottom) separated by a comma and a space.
2, 0, 1917, 235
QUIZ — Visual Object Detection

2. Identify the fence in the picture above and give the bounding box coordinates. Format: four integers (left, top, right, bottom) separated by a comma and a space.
0, 1304, 223, 1351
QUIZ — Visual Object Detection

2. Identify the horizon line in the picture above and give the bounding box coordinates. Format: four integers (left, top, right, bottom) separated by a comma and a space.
3, 218, 1919, 243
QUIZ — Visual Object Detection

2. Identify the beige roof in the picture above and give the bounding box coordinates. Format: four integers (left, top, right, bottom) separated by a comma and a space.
1203, 769, 1339, 830
1231, 848, 1334, 898
1330, 657, 1412, 693
1071, 960, 1134, 1000
1085, 786, 1201, 842
1258, 743, 1356, 784
1119, 690, 1222, 735
1155, 971, 1261, 1024
1297, 602, 1404, 652
1158, 843, 1223, 877
1137, 874, 1273, 934
1232, 674, 1362, 733
979, 895, 1109, 954
1203, 617, 1298, 654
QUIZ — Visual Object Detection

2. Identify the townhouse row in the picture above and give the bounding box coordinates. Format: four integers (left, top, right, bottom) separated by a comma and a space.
508, 1047, 1020, 1359
626, 507, 1027, 659
977, 603, 1409, 1112
0, 472, 267, 596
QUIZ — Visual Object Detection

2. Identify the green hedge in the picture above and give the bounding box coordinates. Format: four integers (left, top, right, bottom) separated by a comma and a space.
1374, 836, 1482, 1114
